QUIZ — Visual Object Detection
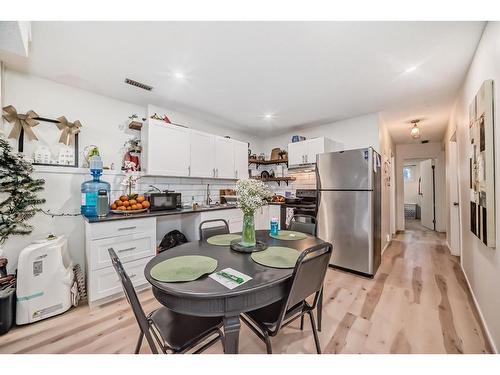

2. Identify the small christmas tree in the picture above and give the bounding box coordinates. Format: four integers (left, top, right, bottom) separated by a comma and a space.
0, 137, 46, 245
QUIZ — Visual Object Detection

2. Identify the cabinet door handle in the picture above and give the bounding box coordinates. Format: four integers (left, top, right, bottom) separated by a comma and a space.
118, 247, 136, 253
129, 274, 137, 278
235, 170, 238, 178
118, 226, 136, 231
188, 166, 191, 176
305, 155, 308, 163
216, 168, 218, 177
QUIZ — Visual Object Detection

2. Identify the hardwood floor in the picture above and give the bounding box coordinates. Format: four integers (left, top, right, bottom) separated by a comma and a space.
0, 222, 492, 354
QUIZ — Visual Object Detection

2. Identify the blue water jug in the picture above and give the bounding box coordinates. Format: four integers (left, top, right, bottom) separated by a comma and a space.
81, 156, 111, 218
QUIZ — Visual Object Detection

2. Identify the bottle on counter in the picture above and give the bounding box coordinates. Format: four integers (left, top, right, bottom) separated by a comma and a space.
81, 156, 111, 218
96, 189, 110, 217
270, 217, 279, 236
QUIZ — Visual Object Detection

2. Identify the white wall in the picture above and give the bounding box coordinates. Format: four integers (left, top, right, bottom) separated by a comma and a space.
259, 113, 381, 156
445, 21, 500, 352
379, 117, 396, 251
395, 142, 446, 232
0, 70, 258, 271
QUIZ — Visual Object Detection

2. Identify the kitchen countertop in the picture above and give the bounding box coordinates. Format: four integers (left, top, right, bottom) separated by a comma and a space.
84, 202, 283, 223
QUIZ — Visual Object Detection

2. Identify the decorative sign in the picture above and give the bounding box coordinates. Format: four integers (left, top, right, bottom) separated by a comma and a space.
469, 80, 496, 248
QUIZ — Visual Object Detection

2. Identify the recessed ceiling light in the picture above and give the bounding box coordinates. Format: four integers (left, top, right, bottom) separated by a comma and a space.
173, 72, 185, 79
264, 113, 274, 119
404, 66, 417, 74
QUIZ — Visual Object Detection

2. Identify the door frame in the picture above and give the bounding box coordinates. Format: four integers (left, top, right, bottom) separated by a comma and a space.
448, 131, 462, 256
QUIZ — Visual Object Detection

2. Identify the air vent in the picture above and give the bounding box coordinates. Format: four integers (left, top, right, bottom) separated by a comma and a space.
421, 140, 429, 144
124, 78, 153, 91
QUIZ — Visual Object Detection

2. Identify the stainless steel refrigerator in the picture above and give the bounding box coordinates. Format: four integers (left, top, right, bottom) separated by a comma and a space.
316, 147, 381, 277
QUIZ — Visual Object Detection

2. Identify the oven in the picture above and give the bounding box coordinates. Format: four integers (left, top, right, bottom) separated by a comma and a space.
280, 189, 318, 229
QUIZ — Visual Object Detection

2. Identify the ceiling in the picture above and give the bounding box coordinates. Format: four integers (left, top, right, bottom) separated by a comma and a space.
0, 21, 485, 143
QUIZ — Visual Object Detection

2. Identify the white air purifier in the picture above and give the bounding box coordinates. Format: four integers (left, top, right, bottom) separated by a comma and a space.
16, 235, 74, 325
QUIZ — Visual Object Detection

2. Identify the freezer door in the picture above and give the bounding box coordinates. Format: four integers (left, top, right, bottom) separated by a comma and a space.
316, 148, 373, 190
317, 190, 374, 274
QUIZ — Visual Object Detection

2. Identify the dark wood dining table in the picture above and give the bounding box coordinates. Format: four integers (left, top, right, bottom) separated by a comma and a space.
144, 229, 326, 354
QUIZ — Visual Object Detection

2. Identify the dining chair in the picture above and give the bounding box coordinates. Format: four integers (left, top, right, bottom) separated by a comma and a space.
108, 248, 224, 354
240, 242, 333, 354
199, 219, 230, 240
288, 214, 317, 236
287, 214, 323, 331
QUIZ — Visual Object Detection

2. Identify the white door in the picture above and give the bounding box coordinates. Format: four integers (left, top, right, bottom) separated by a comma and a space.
420, 159, 435, 230
288, 141, 308, 165
305, 137, 325, 164
147, 122, 190, 176
233, 140, 249, 180
190, 130, 215, 178
215, 137, 235, 178
448, 140, 461, 256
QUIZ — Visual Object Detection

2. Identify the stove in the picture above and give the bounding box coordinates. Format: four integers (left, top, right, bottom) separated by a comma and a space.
281, 189, 318, 229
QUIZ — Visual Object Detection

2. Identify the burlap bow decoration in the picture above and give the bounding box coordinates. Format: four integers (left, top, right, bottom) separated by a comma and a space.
56, 116, 82, 145
2, 105, 39, 141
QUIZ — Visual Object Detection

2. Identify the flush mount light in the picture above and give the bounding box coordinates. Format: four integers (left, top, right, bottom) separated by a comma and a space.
173, 72, 185, 79
404, 66, 417, 74
410, 119, 421, 139
264, 113, 274, 119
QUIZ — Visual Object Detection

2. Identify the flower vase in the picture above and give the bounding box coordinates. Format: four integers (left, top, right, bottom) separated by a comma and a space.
241, 212, 256, 247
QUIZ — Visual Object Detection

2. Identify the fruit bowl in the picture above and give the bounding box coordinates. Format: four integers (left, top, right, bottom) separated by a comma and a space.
110, 193, 151, 213
111, 208, 148, 215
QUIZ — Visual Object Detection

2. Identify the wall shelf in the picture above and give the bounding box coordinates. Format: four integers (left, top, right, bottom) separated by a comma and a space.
248, 158, 288, 169
251, 176, 296, 186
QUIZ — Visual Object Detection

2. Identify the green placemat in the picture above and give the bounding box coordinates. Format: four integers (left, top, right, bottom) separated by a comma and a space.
150, 255, 218, 282
251, 246, 300, 269
269, 230, 308, 240
207, 234, 242, 246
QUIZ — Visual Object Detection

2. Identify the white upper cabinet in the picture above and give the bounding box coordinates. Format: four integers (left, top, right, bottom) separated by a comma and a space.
142, 120, 190, 176
190, 130, 215, 178
143, 120, 249, 179
288, 137, 334, 165
233, 140, 249, 180
215, 136, 236, 179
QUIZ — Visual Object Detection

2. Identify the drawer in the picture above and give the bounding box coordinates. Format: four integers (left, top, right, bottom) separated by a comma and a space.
89, 256, 152, 303
89, 217, 156, 240
90, 232, 156, 271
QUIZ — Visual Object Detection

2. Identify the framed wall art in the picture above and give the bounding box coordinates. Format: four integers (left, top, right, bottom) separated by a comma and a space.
469, 79, 496, 248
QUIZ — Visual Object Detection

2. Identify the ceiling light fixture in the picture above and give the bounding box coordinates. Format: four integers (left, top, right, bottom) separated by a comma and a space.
410, 119, 421, 139
173, 72, 185, 79
404, 66, 417, 74
264, 113, 274, 119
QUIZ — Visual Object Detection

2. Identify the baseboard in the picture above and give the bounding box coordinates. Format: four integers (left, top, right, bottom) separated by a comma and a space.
460, 263, 498, 353
381, 240, 391, 255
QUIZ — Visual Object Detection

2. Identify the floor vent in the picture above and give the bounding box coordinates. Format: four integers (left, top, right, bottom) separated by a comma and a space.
124, 78, 153, 91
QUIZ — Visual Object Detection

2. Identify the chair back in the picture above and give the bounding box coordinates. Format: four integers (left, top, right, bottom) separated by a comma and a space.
277, 242, 333, 329
199, 219, 230, 240
108, 248, 159, 354
288, 214, 317, 236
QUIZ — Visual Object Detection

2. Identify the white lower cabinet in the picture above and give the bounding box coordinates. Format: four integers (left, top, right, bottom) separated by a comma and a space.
255, 206, 269, 230
85, 217, 156, 307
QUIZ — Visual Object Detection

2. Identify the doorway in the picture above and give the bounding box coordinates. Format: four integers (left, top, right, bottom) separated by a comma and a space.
403, 158, 436, 230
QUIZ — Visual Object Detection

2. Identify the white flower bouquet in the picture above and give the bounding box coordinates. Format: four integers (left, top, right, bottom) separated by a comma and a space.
235, 179, 273, 214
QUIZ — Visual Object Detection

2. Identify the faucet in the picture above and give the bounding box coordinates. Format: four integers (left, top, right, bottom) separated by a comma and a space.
206, 184, 212, 206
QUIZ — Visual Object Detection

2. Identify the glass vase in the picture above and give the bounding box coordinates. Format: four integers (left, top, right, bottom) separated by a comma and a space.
241, 211, 256, 247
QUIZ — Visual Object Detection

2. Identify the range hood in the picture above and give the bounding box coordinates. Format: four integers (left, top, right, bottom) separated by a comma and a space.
287, 162, 316, 173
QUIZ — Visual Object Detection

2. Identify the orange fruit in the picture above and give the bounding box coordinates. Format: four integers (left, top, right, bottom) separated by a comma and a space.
129, 199, 137, 205
142, 201, 150, 208
116, 200, 123, 207
120, 195, 128, 201
111, 203, 117, 210
136, 203, 143, 209
130, 204, 137, 210
126, 206, 132, 210
122, 200, 130, 207
137, 196, 145, 203
117, 206, 125, 211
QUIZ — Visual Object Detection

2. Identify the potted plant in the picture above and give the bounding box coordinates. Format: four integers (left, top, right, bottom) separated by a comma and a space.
235, 179, 272, 247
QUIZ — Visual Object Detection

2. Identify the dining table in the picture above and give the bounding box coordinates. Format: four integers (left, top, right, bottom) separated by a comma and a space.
144, 229, 327, 354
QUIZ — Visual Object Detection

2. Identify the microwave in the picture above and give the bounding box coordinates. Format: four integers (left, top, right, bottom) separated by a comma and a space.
147, 192, 182, 211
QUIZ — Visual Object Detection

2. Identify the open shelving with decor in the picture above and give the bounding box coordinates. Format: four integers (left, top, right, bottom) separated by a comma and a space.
248, 158, 288, 169
251, 176, 296, 186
